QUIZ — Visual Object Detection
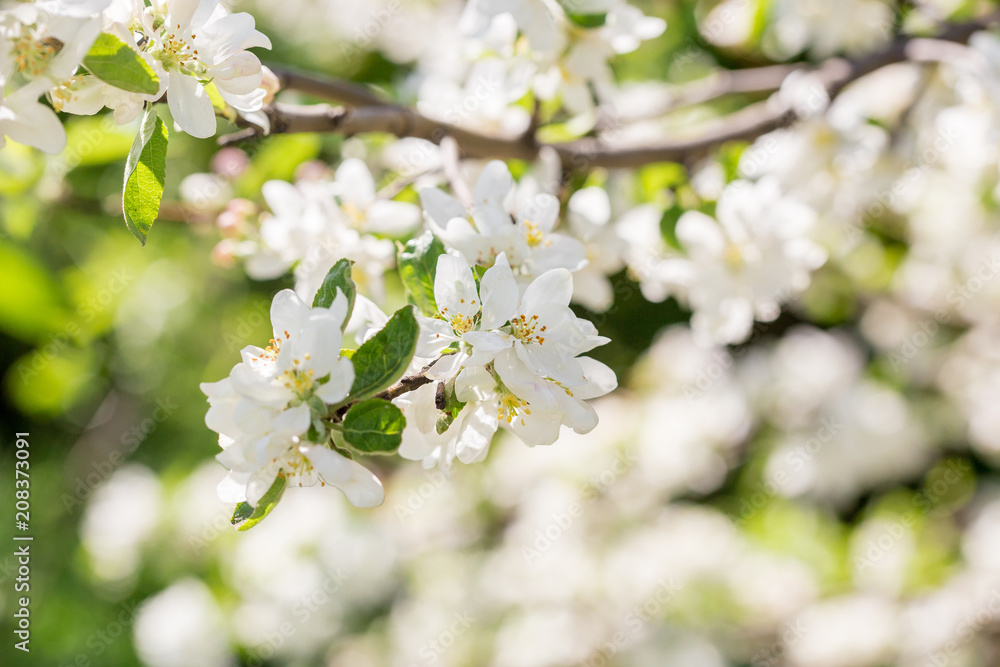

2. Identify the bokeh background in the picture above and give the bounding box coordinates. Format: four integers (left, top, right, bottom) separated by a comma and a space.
5, 0, 1000, 665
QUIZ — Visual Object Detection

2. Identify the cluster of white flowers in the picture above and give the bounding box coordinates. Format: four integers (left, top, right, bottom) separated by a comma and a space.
1, 0, 270, 153
215, 158, 421, 302
397, 250, 617, 469
623, 178, 828, 345
39, 0, 1000, 665
94, 308, 999, 667
420, 160, 586, 279
410, 0, 665, 133
201, 288, 385, 509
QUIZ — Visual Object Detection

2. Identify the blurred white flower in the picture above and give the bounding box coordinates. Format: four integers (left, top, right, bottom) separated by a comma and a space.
134, 578, 233, 667
420, 160, 587, 278
651, 179, 827, 346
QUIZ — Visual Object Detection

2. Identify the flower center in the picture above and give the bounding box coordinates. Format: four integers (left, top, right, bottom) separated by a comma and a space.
510, 313, 546, 345
497, 389, 531, 426
723, 242, 745, 270
522, 219, 546, 247
341, 202, 366, 228
47, 75, 88, 112
277, 449, 316, 486
11, 24, 63, 78
280, 366, 316, 396
152, 22, 204, 75
440, 304, 477, 335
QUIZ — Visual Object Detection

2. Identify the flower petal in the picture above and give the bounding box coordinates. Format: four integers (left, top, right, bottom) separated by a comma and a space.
479, 252, 519, 329
521, 268, 573, 312
314, 357, 355, 404
474, 160, 513, 209
434, 253, 480, 321
305, 446, 385, 508
167, 71, 217, 138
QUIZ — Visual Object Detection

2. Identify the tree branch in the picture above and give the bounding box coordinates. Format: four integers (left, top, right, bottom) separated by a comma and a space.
227, 12, 1000, 170
376, 374, 435, 402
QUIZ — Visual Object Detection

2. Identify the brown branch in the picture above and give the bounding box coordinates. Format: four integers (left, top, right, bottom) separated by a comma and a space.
376, 374, 435, 402
329, 360, 441, 423
227, 13, 1000, 170
270, 65, 389, 108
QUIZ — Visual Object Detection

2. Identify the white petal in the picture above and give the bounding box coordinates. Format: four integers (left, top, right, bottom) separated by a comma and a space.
521, 268, 573, 312
455, 365, 496, 403
305, 447, 385, 507
462, 330, 512, 359
507, 409, 563, 446
568, 187, 611, 227
455, 403, 498, 464
271, 403, 311, 437
434, 254, 480, 320
208, 52, 263, 95
516, 193, 559, 232
574, 357, 618, 400
335, 158, 376, 209
217, 472, 248, 503
1, 84, 67, 154
417, 316, 458, 357
474, 160, 513, 208
270, 289, 308, 341
479, 252, 519, 329
419, 187, 466, 227
676, 211, 726, 259
245, 465, 280, 506
364, 200, 421, 235
167, 71, 217, 138
314, 357, 355, 404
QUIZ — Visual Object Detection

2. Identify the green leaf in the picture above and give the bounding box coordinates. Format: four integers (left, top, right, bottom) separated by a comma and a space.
566, 12, 607, 27
398, 232, 445, 316
348, 305, 419, 401
230, 474, 286, 531
313, 258, 356, 328
342, 398, 406, 454
83, 32, 160, 95
123, 105, 168, 245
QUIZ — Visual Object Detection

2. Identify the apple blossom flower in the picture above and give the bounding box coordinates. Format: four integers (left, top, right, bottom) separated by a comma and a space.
633, 179, 827, 346
332, 158, 421, 236
138, 0, 272, 138
201, 288, 384, 509
0, 1, 105, 85
420, 160, 586, 278
0, 78, 66, 152
411, 250, 615, 460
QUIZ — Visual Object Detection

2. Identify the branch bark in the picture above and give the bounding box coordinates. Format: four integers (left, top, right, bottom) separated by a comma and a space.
229, 12, 1000, 170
